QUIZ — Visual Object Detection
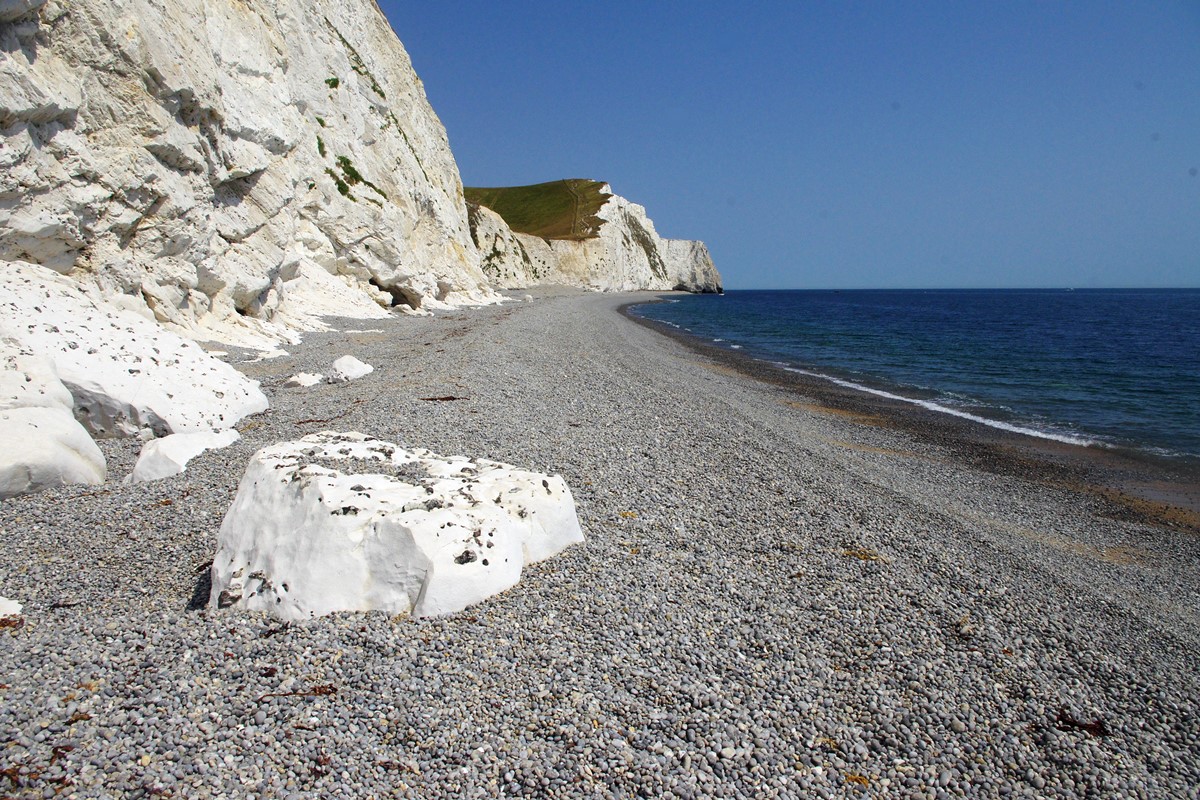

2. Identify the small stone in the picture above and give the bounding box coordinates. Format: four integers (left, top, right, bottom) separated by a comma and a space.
328, 355, 373, 383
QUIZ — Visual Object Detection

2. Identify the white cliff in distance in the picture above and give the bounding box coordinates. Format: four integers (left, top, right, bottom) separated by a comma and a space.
468, 182, 722, 294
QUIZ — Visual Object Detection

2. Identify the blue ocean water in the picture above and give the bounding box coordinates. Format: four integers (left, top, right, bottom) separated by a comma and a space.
632, 289, 1200, 462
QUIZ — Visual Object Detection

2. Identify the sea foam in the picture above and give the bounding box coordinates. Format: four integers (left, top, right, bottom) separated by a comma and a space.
780, 366, 1102, 448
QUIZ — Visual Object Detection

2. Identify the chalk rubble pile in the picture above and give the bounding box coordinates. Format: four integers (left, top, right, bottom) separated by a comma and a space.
0, 261, 264, 494
0, 323, 104, 498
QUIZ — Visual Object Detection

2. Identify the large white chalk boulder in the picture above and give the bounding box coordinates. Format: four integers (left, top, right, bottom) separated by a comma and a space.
328, 355, 373, 383
0, 261, 268, 437
210, 432, 584, 619
0, 406, 106, 498
0, 329, 105, 498
128, 428, 240, 483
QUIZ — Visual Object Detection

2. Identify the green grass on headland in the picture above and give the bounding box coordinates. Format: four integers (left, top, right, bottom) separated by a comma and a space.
464, 179, 611, 240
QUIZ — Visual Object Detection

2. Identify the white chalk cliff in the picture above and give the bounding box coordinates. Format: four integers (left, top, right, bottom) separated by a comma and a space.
0, 0, 722, 498
1, 0, 720, 332
469, 187, 723, 293
0, 0, 497, 350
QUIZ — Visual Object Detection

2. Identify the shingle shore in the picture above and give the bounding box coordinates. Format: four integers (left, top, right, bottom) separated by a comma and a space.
2, 288, 1198, 798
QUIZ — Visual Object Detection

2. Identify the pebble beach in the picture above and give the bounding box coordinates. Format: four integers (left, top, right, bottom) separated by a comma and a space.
2, 288, 1199, 798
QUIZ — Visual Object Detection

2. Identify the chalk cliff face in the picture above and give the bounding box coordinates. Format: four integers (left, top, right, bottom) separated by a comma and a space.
1, 1, 721, 350
0, 0, 496, 347
0, 0, 724, 497
469, 186, 722, 294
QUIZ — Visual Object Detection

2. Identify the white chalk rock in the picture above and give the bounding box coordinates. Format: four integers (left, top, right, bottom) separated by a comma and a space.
284, 372, 325, 388
210, 432, 584, 619
246, 349, 289, 362
0, 596, 21, 618
0, 330, 105, 497
128, 429, 240, 483
0, 0, 499, 345
0, 262, 268, 437
0, 406, 107, 498
328, 355, 373, 383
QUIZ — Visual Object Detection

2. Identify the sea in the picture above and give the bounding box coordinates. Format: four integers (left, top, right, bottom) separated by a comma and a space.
631, 289, 1200, 464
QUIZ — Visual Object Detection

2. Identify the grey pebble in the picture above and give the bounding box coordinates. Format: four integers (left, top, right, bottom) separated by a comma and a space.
1, 291, 1198, 797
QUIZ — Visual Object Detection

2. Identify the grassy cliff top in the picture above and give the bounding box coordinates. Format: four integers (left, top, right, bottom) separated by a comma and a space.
464, 179, 611, 240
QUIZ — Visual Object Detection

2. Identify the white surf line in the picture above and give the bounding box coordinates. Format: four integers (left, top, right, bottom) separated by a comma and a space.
778, 366, 1103, 449
628, 304, 1102, 449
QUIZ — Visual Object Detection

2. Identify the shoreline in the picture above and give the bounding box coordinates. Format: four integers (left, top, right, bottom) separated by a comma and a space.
622, 295, 1200, 533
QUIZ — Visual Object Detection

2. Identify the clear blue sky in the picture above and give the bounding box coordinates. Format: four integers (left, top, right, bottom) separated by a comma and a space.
379, 3, 1199, 289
